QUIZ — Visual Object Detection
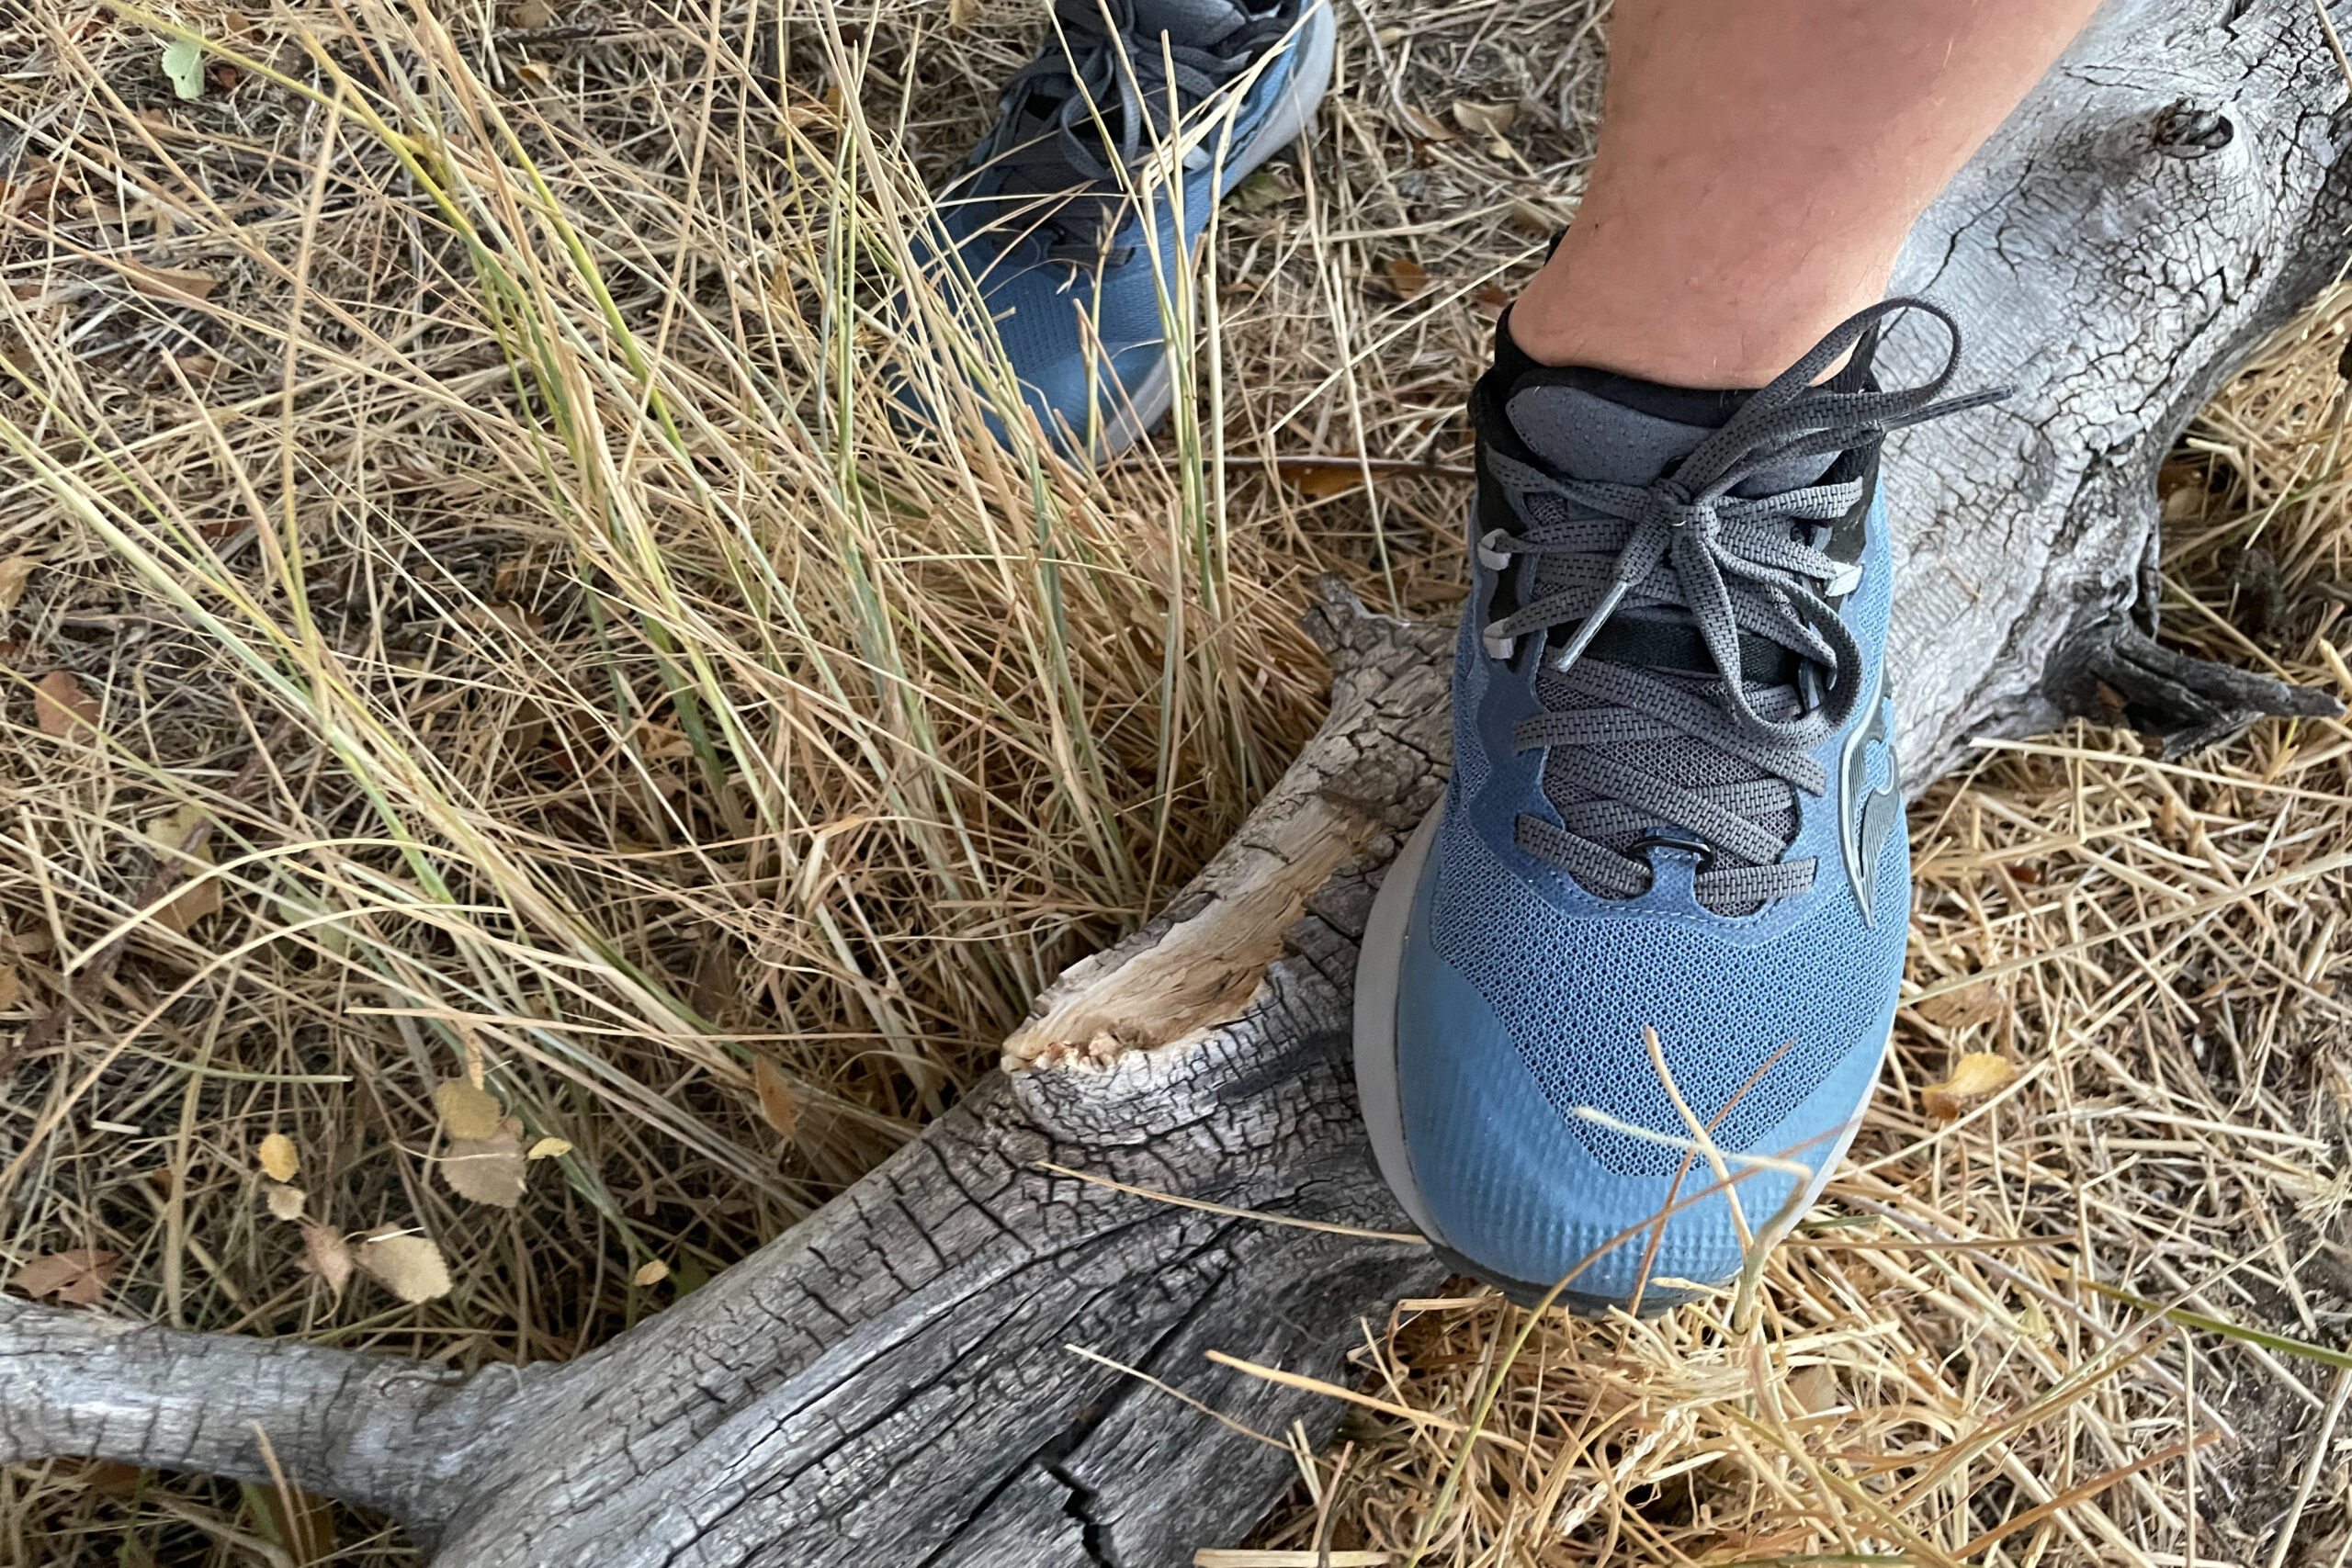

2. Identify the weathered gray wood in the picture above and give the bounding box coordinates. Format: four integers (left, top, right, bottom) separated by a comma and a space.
6, 1, 2352, 1562
1884, 0, 2352, 775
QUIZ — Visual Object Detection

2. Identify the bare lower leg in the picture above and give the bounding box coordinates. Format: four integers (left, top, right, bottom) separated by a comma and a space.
1511, 0, 2102, 386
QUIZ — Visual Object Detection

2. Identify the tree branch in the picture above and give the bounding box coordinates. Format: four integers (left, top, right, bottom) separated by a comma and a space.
0, 1296, 524, 1546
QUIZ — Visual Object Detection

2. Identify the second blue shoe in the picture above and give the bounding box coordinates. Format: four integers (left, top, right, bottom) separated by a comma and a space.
919, 0, 1335, 456
1355, 300, 2003, 1314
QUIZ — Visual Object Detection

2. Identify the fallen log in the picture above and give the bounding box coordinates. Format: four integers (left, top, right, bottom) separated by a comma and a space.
5, 0, 2349, 1561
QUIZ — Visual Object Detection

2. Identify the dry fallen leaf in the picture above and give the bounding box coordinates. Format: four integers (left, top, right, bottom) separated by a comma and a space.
0, 964, 19, 1010
257, 1130, 300, 1182
526, 1135, 572, 1160
435, 1077, 504, 1141
1227, 164, 1298, 214
1921, 1052, 2018, 1122
265, 1182, 306, 1222
1789, 1362, 1840, 1416
442, 1132, 527, 1207
1916, 984, 2002, 1032
633, 1258, 670, 1287
1397, 104, 1455, 142
1287, 463, 1365, 500
122, 259, 217, 304
147, 805, 220, 935
1451, 99, 1516, 139
1383, 255, 1430, 299
752, 1055, 798, 1141
300, 1223, 353, 1297
356, 1232, 451, 1303
1472, 282, 1513, 322
509, 0, 555, 25
71, 1460, 143, 1497
0, 554, 39, 615
34, 671, 100, 739
12, 1247, 119, 1305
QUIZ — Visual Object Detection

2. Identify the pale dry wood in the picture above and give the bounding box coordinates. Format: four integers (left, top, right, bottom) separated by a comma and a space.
6, 0, 2352, 1562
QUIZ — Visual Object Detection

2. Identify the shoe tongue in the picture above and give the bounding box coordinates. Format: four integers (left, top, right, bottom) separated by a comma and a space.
1505, 372, 1834, 495
1117, 0, 1254, 47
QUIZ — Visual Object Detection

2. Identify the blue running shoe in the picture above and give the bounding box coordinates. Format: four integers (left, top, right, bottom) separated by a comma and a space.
919, 0, 1334, 456
1354, 300, 2003, 1314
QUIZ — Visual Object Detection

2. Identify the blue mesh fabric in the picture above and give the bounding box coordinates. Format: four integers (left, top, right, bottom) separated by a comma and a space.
1430, 807, 1905, 1177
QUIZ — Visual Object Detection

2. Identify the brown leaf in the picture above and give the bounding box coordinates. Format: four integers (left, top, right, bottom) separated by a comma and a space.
1921, 1052, 2018, 1122
300, 1223, 353, 1297
1450, 99, 1516, 139
265, 1182, 306, 1221
1472, 282, 1512, 322
0, 964, 19, 1010
147, 805, 221, 936
687, 942, 739, 1025
441, 1133, 526, 1207
508, 0, 555, 25
1915, 984, 2000, 1032
122, 260, 217, 304
752, 1055, 798, 1141
34, 671, 100, 739
356, 1233, 451, 1303
435, 1077, 503, 1141
12, 1247, 119, 1305
1789, 1362, 1840, 1416
257, 1130, 299, 1182
0, 554, 39, 615
1396, 104, 1455, 142
1286, 463, 1364, 500
1383, 255, 1430, 300
632, 1258, 670, 1287
71, 1459, 144, 1497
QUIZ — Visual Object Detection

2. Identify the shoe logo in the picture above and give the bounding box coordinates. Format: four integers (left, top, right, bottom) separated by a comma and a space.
1838, 668, 1904, 926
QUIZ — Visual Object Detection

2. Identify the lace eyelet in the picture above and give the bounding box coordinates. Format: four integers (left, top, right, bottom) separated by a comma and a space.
1627, 832, 1718, 875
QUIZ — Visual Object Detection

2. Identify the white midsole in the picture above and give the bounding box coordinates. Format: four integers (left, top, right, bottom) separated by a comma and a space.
1352, 806, 1448, 1247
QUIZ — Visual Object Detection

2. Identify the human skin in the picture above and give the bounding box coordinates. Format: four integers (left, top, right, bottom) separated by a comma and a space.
1509, 0, 2106, 386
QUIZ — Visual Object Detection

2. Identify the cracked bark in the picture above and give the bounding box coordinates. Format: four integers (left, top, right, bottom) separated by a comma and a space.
4, 0, 2350, 1561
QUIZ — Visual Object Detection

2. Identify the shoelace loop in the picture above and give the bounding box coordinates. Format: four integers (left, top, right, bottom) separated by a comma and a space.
1485, 297, 2008, 906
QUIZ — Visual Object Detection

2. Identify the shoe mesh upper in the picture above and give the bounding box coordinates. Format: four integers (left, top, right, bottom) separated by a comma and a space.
1430, 807, 1903, 1177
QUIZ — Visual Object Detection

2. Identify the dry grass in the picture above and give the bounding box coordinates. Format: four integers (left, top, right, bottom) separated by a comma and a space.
0, 0, 2347, 1562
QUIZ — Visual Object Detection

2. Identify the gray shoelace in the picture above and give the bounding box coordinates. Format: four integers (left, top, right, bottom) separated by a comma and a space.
965, 0, 1296, 264
1481, 299, 2006, 909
